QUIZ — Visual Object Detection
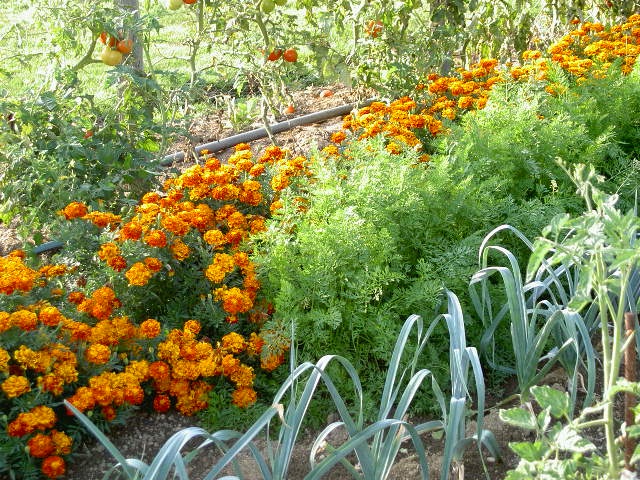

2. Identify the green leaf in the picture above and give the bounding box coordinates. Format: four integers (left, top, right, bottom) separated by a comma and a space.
554, 426, 596, 453
509, 441, 547, 461
531, 385, 569, 419
499, 408, 537, 430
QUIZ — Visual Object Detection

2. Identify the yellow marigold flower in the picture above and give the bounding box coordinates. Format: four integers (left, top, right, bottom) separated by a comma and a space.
249, 216, 266, 234
119, 220, 143, 241
2, 375, 31, 398
171, 239, 191, 261
157, 342, 180, 363
144, 257, 163, 272
172, 359, 200, 380
232, 386, 257, 408
261, 353, 285, 372
215, 287, 254, 315
50, 430, 73, 455
203, 229, 226, 248
184, 319, 201, 335
205, 253, 235, 283
125, 262, 153, 287
230, 364, 254, 387
385, 142, 402, 154
222, 332, 246, 354
85, 344, 111, 365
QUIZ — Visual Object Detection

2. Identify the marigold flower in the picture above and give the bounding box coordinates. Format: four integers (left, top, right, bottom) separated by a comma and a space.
149, 360, 171, 381
41, 455, 66, 479
2, 375, 31, 398
50, 430, 73, 455
0, 311, 12, 333
67, 291, 85, 304
11, 309, 38, 331
144, 229, 167, 248
153, 393, 171, 413
0, 347, 10, 372
98, 242, 121, 261
83, 211, 122, 229
85, 344, 111, 365
230, 364, 255, 387
38, 374, 65, 396
144, 257, 163, 272
221, 332, 246, 353
203, 229, 226, 248
125, 262, 153, 287
27, 433, 55, 458
205, 253, 235, 283
139, 318, 161, 338
232, 386, 257, 408
60, 202, 88, 220
171, 239, 191, 261
184, 319, 201, 335
39, 305, 65, 327
119, 220, 143, 241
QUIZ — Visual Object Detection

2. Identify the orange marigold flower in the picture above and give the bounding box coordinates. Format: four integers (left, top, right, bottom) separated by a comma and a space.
38, 374, 65, 396
60, 202, 88, 220
205, 253, 235, 283
2, 375, 31, 398
330, 130, 347, 144
41, 455, 66, 479
11, 309, 38, 331
230, 364, 254, 387
144, 257, 163, 272
85, 344, 111, 365
67, 291, 85, 305
101, 405, 117, 421
249, 163, 266, 177
232, 386, 257, 408
39, 305, 65, 327
215, 287, 254, 315
66, 386, 95, 413
144, 229, 167, 248
221, 332, 246, 353
98, 242, 121, 261
125, 262, 153, 287
0, 311, 12, 333
149, 360, 171, 381
203, 229, 226, 248
27, 433, 55, 458
83, 211, 121, 229
119, 221, 143, 241
0, 255, 40, 295
139, 318, 161, 338
161, 215, 190, 236
184, 319, 201, 335
153, 393, 171, 413
261, 353, 285, 372
107, 255, 128, 272
50, 430, 73, 455
0, 347, 10, 372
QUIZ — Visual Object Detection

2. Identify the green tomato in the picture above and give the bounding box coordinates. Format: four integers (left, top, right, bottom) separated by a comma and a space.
163, 0, 183, 10
274, 0, 286, 5
261, 0, 275, 13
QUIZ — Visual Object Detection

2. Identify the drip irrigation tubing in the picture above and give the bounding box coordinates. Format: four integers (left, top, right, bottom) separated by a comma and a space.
159, 98, 376, 167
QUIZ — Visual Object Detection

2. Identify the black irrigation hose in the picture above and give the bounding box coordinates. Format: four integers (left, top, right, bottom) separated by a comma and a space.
159, 98, 376, 167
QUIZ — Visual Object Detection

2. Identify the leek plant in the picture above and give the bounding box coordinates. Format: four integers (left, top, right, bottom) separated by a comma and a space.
66, 291, 498, 480
470, 224, 597, 413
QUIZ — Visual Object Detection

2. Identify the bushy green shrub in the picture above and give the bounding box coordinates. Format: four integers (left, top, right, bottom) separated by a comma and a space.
253, 136, 568, 413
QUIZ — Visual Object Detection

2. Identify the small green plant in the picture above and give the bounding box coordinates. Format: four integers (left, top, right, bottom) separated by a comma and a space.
526, 162, 640, 478
500, 385, 603, 479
